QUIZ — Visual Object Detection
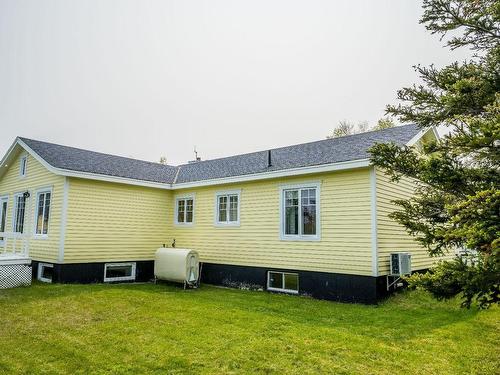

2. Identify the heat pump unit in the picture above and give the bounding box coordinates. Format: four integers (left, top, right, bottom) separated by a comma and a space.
154, 248, 200, 286
390, 253, 412, 276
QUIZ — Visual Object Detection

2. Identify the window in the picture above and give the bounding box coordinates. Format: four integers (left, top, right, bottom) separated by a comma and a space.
104, 262, 136, 282
175, 196, 194, 224
35, 190, 51, 235
13, 193, 27, 233
0, 196, 7, 244
38, 263, 54, 283
215, 191, 240, 225
19, 155, 27, 177
267, 271, 299, 294
281, 184, 320, 240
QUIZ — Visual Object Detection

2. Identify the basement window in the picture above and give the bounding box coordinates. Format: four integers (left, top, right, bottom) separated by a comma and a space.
267, 271, 299, 294
104, 262, 136, 282
38, 263, 54, 283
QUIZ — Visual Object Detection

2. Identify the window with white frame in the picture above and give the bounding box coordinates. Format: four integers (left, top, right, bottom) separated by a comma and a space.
281, 184, 319, 239
35, 190, 51, 235
104, 262, 136, 282
38, 263, 54, 283
175, 197, 194, 224
216, 191, 240, 225
0, 196, 8, 243
13, 193, 27, 233
19, 155, 27, 177
267, 271, 299, 294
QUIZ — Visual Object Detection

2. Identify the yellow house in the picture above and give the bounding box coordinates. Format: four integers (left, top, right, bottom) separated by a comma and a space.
0, 125, 442, 302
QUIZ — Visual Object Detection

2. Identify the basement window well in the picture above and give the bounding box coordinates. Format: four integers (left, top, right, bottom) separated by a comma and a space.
267, 271, 299, 294
38, 263, 54, 283
104, 262, 136, 282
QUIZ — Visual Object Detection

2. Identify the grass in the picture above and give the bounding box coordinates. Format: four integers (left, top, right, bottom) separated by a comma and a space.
0, 283, 499, 375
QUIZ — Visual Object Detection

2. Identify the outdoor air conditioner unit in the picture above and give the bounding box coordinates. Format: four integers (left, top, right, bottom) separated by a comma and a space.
390, 253, 412, 276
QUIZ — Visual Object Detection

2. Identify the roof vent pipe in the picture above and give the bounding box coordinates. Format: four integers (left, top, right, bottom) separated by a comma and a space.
267, 150, 272, 168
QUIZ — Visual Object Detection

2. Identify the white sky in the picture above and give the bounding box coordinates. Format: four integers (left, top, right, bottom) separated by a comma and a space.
0, 0, 471, 165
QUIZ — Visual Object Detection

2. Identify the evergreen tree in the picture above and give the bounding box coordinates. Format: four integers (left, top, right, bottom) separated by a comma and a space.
370, 0, 499, 308
373, 118, 395, 130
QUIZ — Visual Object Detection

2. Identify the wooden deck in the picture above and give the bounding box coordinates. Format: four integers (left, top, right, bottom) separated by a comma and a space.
0, 253, 31, 266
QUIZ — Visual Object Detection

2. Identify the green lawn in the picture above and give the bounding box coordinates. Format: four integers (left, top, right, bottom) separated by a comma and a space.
0, 283, 498, 374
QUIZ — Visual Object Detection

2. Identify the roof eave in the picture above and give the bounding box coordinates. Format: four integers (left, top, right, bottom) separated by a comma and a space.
0, 137, 23, 180
16, 138, 172, 190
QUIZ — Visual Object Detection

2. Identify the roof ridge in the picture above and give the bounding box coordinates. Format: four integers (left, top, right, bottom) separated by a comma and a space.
176, 124, 417, 167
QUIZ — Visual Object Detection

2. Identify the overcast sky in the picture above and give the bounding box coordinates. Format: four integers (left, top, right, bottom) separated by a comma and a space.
0, 0, 471, 165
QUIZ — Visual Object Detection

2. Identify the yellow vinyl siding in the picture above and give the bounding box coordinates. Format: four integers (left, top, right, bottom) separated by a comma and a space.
376, 167, 445, 274
63, 178, 171, 262
170, 169, 373, 276
0, 152, 64, 262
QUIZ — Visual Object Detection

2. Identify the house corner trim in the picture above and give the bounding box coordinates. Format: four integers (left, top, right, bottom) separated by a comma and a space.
370, 167, 378, 277
58, 177, 70, 263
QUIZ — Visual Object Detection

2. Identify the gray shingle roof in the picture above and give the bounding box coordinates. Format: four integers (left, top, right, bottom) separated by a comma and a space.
19, 124, 420, 186
174, 124, 420, 183
19, 138, 179, 184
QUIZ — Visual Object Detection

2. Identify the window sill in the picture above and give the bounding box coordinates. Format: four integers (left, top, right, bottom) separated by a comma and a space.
214, 222, 240, 228
280, 235, 320, 242
174, 222, 194, 227
33, 234, 49, 240
104, 276, 136, 283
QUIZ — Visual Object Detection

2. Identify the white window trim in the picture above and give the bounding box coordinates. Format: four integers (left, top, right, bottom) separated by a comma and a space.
0, 195, 8, 246
279, 182, 321, 241
104, 262, 136, 282
12, 191, 28, 234
174, 194, 195, 226
214, 189, 241, 227
33, 187, 53, 238
19, 154, 27, 178
267, 271, 299, 294
37, 263, 53, 283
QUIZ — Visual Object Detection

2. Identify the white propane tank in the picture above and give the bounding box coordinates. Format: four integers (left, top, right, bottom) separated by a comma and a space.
154, 248, 200, 286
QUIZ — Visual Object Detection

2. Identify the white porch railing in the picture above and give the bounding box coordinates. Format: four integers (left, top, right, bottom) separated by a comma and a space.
0, 231, 30, 258
0, 232, 32, 289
